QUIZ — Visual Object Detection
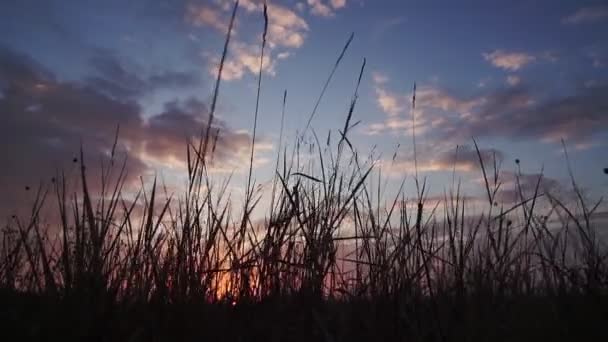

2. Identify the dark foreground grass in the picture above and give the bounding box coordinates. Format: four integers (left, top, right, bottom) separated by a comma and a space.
2, 289, 607, 341
1, 1, 607, 341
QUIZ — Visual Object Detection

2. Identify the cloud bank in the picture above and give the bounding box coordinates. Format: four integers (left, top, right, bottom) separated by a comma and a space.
0, 47, 266, 216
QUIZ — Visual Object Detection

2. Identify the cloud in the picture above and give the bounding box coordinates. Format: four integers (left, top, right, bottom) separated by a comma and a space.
213, 0, 309, 49
190, 0, 348, 81
441, 145, 504, 172
330, 0, 347, 9
363, 117, 427, 137
456, 84, 608, 144
186, 4, 231, 33
305, 0, 348, 17
276, 51, 291, 59
385, 156, 569, 205
308, 0, 334, 17
0, 47, 265, 217
137, 98, 262, 168
400, 195, 486, 211
483, 50, 536, 71
146, 69, 202, 89
371, 71, 389, 84
506, 75, 521, 86
192, 0, 310, 81
562, 6, 608, 24
396, 83, 602, 145
371, 72, 407, 117
250, 1, 310, 49
366, 69, 608, 147
206, 41, 275, 81
416, 86, 482, 114
86, 51, 201, 100
367, 74, 481, 137
383, 145, 504, 175
376, 87, 406, 117
494, 172, 562, 204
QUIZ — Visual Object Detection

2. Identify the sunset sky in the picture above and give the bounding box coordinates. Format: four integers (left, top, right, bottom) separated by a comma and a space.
1, 0, 608, 217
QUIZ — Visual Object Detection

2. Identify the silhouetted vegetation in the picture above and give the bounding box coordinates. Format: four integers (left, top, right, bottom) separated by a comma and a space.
1, 2, 607, 341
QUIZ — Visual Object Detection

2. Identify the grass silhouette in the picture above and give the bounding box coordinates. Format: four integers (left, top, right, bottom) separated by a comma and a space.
1, 1, 607, 341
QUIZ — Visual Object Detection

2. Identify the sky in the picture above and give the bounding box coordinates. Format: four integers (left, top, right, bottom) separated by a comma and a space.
1, 0, 608, 218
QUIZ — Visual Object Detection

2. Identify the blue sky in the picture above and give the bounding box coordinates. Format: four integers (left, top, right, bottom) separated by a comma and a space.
1, 0, 608, 216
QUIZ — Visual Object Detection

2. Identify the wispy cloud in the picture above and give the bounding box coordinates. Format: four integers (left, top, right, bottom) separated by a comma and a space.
416, 87, 482, 114
186, 4, 231, 33
190, 0, 351, 81
306, 0, 348, 17
307, 0, 334, 17
372, 71, 389, 85
562, 5, 608, 24
276, 51, 291, 60
189, 0, 310, 80
483, 50, 536, 71
206, 41, 275, 81
371, 72, 406, 117
367, 73, 481, 137
376, 88, 406, 117
380, 144, 504, 175
264, 3, 309, 48
330, 0, 347, 9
